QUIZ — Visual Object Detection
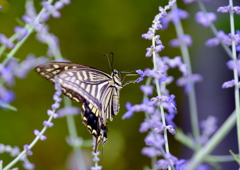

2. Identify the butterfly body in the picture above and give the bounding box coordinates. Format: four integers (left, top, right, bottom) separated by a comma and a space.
35, 62, 125, 151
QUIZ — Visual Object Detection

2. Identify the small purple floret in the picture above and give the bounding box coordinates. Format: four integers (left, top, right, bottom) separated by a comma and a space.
24, 144, 33, 156
142, 147, 162, 158
57, 106, 80, 117
195, 11, 216, 27
140, 85, 154, 96
22, 162, 35, 170
43, 121, 54, 127
34, 129, 47, 140
222, 80, 236, 88
0, 34, 15, 48
14, 26, 28, 41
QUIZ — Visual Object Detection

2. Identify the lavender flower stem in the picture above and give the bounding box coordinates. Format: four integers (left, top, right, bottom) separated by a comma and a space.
196, 0, 232, 58
186, 111, 236, 170
3, 114, 54, 170
228, 0, 240, 153
64, 97, 87, 170
172, 4, 200, 146
152, 37, 170, 170
143, 76, 158, 170
1, 0, 54, 67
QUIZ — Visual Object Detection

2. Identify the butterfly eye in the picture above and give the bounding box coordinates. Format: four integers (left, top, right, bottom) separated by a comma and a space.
113, 69, 118, 74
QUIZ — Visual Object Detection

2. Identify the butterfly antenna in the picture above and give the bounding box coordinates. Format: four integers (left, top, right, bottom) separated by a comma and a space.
109, 52, 114, 69
103, 53, 113, 72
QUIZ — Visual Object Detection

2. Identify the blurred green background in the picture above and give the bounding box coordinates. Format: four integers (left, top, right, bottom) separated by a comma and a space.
0, 0, 240, 170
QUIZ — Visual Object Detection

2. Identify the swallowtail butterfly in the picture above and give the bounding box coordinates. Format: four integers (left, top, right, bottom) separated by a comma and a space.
35, 61, 138, 152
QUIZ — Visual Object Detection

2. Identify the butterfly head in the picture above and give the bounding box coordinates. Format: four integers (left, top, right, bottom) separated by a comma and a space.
111, 69, 123, 87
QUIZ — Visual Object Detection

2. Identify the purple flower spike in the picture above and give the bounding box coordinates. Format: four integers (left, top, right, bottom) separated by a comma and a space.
34, 129, 47, 140
14, 26, 28, 41
195, 11, 217, 27
0, 34, 15, 48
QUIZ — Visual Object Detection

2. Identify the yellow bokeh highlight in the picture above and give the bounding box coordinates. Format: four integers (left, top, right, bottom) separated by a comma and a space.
0, 0, 10, 13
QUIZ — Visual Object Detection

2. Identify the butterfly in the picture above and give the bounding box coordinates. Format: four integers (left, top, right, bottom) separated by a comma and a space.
35, 60, 138, 152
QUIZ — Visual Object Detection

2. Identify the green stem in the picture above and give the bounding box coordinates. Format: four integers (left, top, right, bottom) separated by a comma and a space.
229, 0, 240, 155
152, 38, 172, 170
172, 4, 200, 147
64, 97, 87, 170
186, 111, 236, 169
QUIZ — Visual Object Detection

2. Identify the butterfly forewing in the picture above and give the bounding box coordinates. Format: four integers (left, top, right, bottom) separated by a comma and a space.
35, 62, 123, 152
